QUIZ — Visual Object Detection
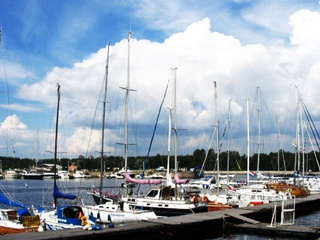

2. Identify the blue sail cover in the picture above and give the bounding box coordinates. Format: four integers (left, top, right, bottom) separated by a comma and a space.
53, 183, 77, 200
0, 193, 25, 208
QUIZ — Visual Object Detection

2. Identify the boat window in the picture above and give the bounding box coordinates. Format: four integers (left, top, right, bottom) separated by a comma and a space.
146, 190, 158, 197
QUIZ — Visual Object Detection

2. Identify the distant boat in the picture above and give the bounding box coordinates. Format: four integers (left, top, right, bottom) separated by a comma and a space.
72, 171, 86, 178
21, 169, 44, 180
115, 167, 135, 179
58, 170, 69, 179
265, 181, 310, 197
5, 170, 19, 179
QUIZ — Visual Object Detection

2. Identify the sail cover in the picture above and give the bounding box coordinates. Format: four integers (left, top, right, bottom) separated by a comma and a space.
53, 183, 77, 200
124, 172, 162, 185
0, 193, 25, 208
174, 173, 189, 184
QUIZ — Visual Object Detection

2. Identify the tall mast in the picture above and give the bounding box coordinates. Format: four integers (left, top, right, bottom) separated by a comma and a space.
119, 32, 135, 195
276, 117, 280, 172
246, 99, 250, 186
124, 33, 131, 174
227, 99, 231, 188
54, 83, 61, 209
295, 86, 301, 173
165, 70, 174, 186
214, 81, 220, 194
100, 43, 110, 204
257, 87, 261, 173
172, 68, 178, 198
173, 68, 178, 175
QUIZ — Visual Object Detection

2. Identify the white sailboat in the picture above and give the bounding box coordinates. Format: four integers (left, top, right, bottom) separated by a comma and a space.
37, 84, 95, 231
122, 68, 208, 217
82, 36, 158, 224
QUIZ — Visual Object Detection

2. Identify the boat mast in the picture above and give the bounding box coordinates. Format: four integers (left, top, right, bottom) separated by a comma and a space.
276, 116, 280, 172
172, 68, 178, 199
165, 70, 174, 187
54, 83, 61, 209
227, 99, 231, 190
214, 81, 220, 194
295, 86, 302, 173
100, 43, 110, 204
257, 87, 261, 173
246, 99, 250, 186
125, 33, 130, 175
120, 32, 135, 196
298, 91, 305, 175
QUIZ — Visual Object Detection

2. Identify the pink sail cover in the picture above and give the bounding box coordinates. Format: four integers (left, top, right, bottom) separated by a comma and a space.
124, 172, 162, 185
174, 173, 189, 184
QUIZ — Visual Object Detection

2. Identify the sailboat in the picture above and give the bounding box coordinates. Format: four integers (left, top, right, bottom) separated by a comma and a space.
122, 68, 208, 217
0, 185, 40, 234
81, 36, 158, 224
37, 84, 94, 231
0, 30, 40, 234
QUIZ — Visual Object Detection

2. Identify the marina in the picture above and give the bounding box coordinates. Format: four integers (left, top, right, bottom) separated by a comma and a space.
2, 2, 320, 240
0, 188, 319, 239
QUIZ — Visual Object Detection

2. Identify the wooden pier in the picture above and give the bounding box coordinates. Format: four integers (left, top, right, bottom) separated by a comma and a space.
1, 194, 320, 240
228, 222, 320, 239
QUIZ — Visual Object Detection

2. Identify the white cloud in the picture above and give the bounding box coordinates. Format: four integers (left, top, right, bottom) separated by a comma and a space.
0, 115, 27, 130
7, 7, 320, 159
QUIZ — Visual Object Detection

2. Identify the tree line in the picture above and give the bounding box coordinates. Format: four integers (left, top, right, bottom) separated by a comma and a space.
0, 148, 319, 173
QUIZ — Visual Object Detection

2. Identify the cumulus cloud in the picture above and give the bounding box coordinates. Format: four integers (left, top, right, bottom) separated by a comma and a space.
0, 115, 27, 130
9, 9, 320, 158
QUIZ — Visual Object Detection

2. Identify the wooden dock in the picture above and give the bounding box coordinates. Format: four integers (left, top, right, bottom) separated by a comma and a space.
1, 194, 320, 240
228, 223, 320, 239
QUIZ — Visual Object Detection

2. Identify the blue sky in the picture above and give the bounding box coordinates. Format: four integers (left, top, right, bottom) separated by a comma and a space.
0, 0, 320, 164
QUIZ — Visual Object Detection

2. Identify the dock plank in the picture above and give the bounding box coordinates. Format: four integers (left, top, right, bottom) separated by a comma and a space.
225, 212, 260, 224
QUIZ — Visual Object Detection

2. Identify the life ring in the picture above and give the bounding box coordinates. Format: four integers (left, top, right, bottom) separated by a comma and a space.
81, 215, 88, 226
287, 188, 292, 193
202, 195, 208, 202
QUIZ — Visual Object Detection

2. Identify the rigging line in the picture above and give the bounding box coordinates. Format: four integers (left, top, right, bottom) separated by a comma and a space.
135, 79, 170, 193
300, 100, 320, 151
139, 79, 170, 179
306, 123, 320, 171
200, 127, 216, 175
219, 119, 228, 152
44, 101, 56, 158
85, 70, 106, 159
0, 28, 17, 157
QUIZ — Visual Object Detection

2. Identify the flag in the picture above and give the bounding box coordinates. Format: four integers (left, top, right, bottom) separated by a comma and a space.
228, 184, 235, 191
249, 170, 255, 177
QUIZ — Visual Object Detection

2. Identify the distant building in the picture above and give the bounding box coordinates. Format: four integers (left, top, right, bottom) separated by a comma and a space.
69, 164, 77, 172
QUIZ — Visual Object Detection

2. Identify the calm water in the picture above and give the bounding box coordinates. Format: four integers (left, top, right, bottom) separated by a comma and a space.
1, 177, 319, 239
